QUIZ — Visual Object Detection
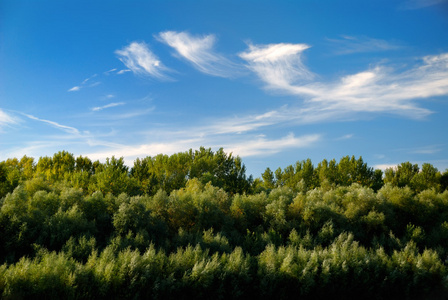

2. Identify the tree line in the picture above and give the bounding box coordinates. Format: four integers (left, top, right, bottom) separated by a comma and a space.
0, 149, 447, 299
1, 149, 447, 199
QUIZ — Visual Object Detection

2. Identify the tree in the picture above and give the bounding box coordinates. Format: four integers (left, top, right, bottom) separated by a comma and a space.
274, 167, 284, 187
89, 156, 137, 196
384, 162, 419, 188
336, 156, 381, 189
74, 155, 93, 174
130, 147, 251, 195
441, 169, 448, 191
0, 156, 36, 198
36, 151, 75, 182
262, 168, 275, 190
411, 163, 441, 192
316, 158, 338, 187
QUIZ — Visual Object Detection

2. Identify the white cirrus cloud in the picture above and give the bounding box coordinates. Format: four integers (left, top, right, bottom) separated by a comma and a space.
400, 0, 448, 9
92, 102, 125, 112
310, 53, 448, 117
0, 109, 19, 129
115, 42, 169, 79
117, 69, 131, 75
326, 35, 402, 55
224, 133, 321, 157
158, 31, 239, 77
410, 145, 442, 154
83, 132, 321, 167
84, 138, 204, 164
240, 42, 448, 120
239, 43, 316, 95
104, 68, 117, 75
68, 74, 99, 92
68, 86, 81, 92
24, 114, 80, 135
335, 134, 354, 140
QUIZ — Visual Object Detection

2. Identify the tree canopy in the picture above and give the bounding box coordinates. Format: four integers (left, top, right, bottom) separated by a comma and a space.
1, 149, 447, 299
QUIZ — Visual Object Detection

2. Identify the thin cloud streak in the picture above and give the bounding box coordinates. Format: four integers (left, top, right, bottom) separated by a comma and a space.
23, 114, 80, 135
84, 132, 321, 166
86, 108, 156, 125
240, 43, 448, 119
84, 138, 204, 163
0, 109, 19, 129
104, 68, 117, 75
311, 53, 448, 117
400, 0, 448, 9
335, 134, 354, 140
158, 31, 240, 77
326, 35, 402, 55
106, 108, 155, 120
5, 106, 322, 170
413, 149, 441, 154
115, 42, 169, 79
225, 133, 321, 157
82, 74, 97, 84
92, 102, 125, 112
68, 86, 80, 92
410, 145, 442, 154
68, 74, 99, 92
117, 69, 131, 75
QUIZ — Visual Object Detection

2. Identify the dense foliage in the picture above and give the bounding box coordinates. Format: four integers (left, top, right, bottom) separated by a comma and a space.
1, 149, 447, 299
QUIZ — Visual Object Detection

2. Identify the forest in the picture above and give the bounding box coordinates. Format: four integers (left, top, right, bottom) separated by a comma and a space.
1, 148, 448, 299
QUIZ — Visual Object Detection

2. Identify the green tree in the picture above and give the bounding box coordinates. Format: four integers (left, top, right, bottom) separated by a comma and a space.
336, 156, 377, 187
441, 169, 448, 191
411, 163, 441, 192
74, 155, 93, 174
384, 162, 419, 188
89, 156, 138, 196
261, 167, 275, 190
316, 158, 338, 188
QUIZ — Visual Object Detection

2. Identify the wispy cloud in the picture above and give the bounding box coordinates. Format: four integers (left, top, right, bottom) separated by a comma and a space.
104, 68, 117, 75
117, 69, 131, 75
412, 149, 441, 154
203, 112, 280, 135
6, 107, 321, 170
81, 74, 97, 84
335, 134, 354, 140
84, 138, 203, 163
90, 107, 156, 122
239, 43, 316, 94
225, 133, 321, 157
310, 53, 448, 117
410, 145, 442, 154
23, 114, 80, 135
400, 0, 448, 9
326, 35, 402, 55
83, 132, 321, 166
115, 42, 169, 79
89, 82, 101, 88
0, 109, 19, 129
158, 31, 239, 77
240, 43, 448, 120
92, 102, 125, 112
68, 86, 81, 92
68, 74, 99, 92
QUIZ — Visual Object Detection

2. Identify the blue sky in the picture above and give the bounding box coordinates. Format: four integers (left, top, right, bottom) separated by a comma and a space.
1, 0, 448, 177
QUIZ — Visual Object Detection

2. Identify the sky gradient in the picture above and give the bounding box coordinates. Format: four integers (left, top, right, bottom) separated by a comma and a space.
1, 0, 448, 177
